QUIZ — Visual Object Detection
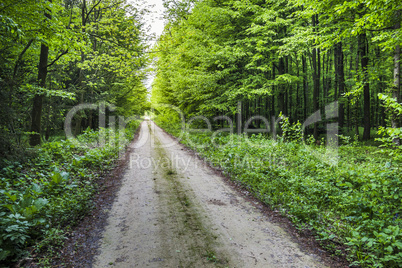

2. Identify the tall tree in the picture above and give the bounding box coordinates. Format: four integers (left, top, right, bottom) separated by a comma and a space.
392, 10, 401, 145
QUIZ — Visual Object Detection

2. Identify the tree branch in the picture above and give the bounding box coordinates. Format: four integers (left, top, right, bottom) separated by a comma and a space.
13, 39, 34, 78
272, 63, 279, 72
98, 1, 125, 12
366, 26, 394, 32
47, 50, 69, 68
84, 0, 103, 25
89, 33, 120, 46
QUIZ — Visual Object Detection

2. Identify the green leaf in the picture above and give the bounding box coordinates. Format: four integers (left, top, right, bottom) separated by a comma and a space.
4, 192, 17, 202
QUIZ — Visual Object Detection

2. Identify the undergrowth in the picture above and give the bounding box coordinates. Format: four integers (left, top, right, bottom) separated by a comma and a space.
0, 120, 140, 266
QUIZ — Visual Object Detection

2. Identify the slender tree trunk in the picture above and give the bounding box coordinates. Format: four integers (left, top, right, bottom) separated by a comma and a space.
392, 11, 401, 145
278, 58, 285, 114
334, 42, 345, 131
334, 48, 338, 101
243, 99, 248, 127
354, 42, 360, 136
295, 53, 300, 121
312, 15, 320, 139
324, 50, 330, 105
329, 50, 333, 101
272, 63, 276, 118
347, 44, 353, 132
317, 47, 321, 108
302, 54, 308, 120
359, 33, 371, 140
45, 98, 52, 141
75, 0, 87, 135
355, 105, 359, 136
379, 80, 386, 127
285, 56, 290, 118
29, 43, 49, 146
392, 45, 400, 143
338, 42, 345, 130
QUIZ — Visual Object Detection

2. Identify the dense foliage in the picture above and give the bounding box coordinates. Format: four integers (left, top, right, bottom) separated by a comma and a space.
0, 121, 140, 265
152, 0, 402, 142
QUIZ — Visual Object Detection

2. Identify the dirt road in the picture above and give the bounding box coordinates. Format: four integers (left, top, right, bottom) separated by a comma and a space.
93, 121, 326, 267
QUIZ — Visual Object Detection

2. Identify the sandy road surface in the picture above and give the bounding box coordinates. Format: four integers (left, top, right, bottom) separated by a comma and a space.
93, 121, 326, 267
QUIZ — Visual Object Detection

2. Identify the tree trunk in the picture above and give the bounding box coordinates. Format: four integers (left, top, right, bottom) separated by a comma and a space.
359, 33, 371, 140
271, 62, 276, 118
312, 15, 320, 139
392, 11, 401, 145
29, 2, 52, 146
302, 54, 308, 120
45, 98, 52, 141
324, 50, 330, 104
338, 42, 345, 130
335, 42, 345, 131
285, 56, 290, 118
75, 0, 87, 135
295, 53, 300, 121
29, 43, 49, 146
278, 58, 285, 114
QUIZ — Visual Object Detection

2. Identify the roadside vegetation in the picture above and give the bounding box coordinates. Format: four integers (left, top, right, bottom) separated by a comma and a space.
0, 121, 140, 266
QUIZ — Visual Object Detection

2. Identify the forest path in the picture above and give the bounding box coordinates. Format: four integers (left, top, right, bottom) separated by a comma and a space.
92, 120, 326, 268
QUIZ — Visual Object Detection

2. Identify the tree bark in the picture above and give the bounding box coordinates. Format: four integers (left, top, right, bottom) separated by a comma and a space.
295, 53, 300, 121
45, 97, 52, 141
312, 15, 320, 139
302, 54, 308, 120
75, 0, 87, 135
271, 62, 276, 118
29, 43, 49, 146
29, 2, 52, 146
392, 11, 401, 145
278, 58, 285, 114
335, 42, 345, 130
359, 33, 371, 140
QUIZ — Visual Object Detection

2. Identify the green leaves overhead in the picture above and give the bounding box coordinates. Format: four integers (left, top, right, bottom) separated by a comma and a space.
292, 0, 402, 49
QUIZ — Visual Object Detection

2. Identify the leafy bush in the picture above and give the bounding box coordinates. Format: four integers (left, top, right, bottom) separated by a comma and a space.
377, 93, 402, 148
278, 113, 303, 143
